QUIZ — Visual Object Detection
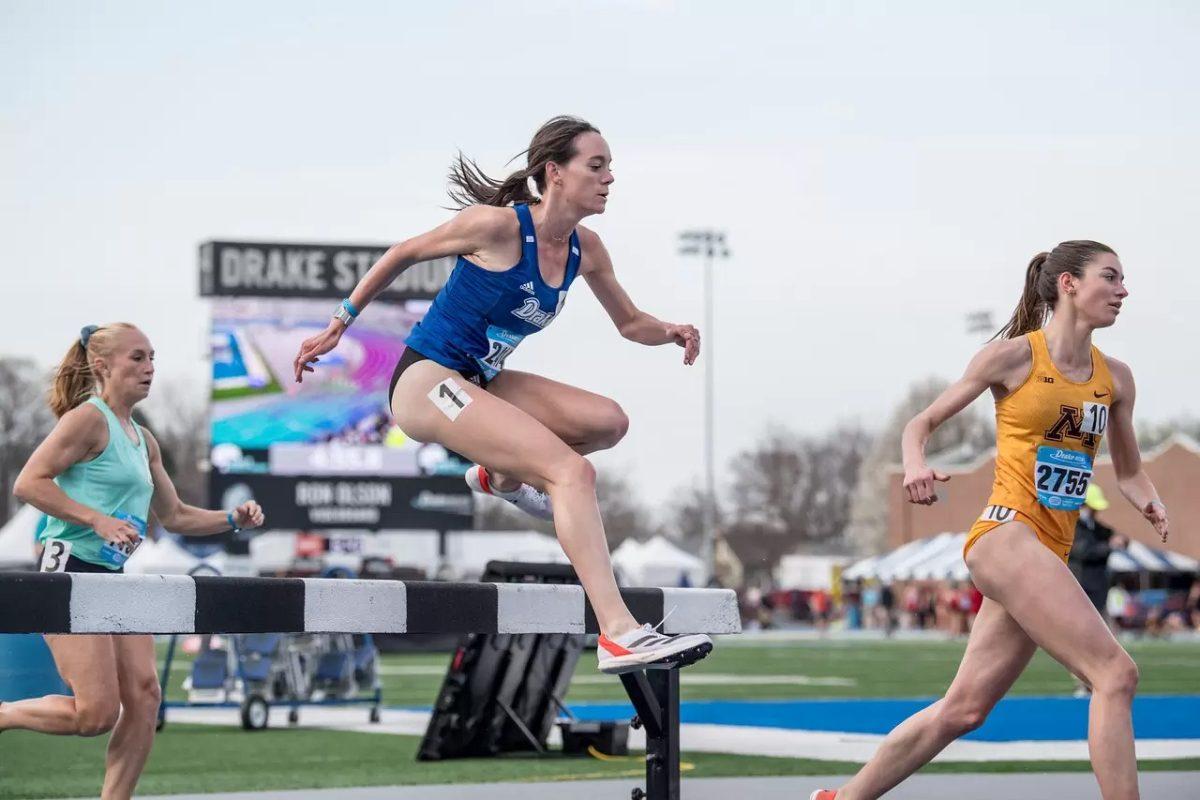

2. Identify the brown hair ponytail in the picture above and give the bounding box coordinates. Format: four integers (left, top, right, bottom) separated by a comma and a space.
447, 115, 600, 209
48, 323, 138, 417
992, 240, 1117, 340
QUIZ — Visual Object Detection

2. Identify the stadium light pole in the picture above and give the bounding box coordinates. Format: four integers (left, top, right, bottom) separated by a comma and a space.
678, 229, 730, 582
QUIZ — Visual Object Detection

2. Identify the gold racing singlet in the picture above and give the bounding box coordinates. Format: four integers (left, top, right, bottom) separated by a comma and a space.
965, 328, 1114, 563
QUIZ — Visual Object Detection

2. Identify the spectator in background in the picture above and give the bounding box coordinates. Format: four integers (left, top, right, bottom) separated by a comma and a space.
843, 579, 863, 630
902, 584, 921, 629
918, 586, 937, 630
810, 588, 830, 630
862, 580, 880, 628
1106, 580, 1133, 629
1069, 484, 1126, 629
964, 581, 984, 631
879, 582, 897, 636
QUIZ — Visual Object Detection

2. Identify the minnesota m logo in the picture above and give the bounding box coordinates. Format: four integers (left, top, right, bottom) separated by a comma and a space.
1044, 404, 1098, 449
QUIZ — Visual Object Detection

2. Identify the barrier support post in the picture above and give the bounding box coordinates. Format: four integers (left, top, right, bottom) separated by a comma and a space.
620, 668, 681, 800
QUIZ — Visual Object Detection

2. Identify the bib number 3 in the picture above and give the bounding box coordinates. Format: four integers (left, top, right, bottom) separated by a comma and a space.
40, 539, 72, 573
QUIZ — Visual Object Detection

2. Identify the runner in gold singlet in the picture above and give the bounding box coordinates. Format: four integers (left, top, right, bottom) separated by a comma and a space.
812, 241, 1170, 800
964, 325, 1116, 564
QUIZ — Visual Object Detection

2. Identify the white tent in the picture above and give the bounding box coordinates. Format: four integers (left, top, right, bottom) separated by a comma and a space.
844, 537, 929, 581
611, 536, 707, 588
1109, 539, 1199, 574
0, 503, 41, 569
774, 554, 853, 590
880, 532, 961, 582
909, 533, 970, 581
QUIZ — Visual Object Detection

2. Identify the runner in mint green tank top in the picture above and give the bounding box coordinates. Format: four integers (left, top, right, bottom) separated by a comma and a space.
36, 396, 154, 570
3, 322, 265, 799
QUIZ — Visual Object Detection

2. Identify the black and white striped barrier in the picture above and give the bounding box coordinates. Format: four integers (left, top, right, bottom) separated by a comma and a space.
0, 573, 741, 635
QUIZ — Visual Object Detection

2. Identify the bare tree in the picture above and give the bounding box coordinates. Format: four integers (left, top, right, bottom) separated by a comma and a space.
0, 358, 54, 523
845, 376, 994, 556
722, 422, 871, 578
660, 485, 724, 556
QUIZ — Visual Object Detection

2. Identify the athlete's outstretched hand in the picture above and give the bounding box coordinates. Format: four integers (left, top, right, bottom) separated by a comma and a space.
293, 322, 344, 383
1142, 500, 1169, 543
903, 465, 951, 505
231, 500, 265, 531
666, 323, 700, 365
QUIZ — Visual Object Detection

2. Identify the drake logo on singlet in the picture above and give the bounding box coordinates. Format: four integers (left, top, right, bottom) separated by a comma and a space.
512, 292, 567, 329
1044, 402, 1108, 449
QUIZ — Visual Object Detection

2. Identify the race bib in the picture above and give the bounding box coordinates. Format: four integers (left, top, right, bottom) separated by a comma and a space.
979, 505, 1017, 523
475, 325, 525, 380
98, 512, 146, 567
1081, 402, 1108, 436
1034, 447, 1092, 511
40, 539, 72, 573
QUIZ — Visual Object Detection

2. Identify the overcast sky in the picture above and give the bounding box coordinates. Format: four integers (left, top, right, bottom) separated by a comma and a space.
3, 1, 1198, 512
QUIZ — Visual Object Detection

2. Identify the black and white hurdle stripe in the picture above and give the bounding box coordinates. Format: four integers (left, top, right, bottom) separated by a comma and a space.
0, 573, 741, 636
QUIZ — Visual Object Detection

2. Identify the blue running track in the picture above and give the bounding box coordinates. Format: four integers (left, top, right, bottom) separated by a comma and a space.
563, 695, 1200, 742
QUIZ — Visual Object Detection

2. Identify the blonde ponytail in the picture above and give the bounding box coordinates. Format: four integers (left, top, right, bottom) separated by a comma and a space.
48, 323, 138, 417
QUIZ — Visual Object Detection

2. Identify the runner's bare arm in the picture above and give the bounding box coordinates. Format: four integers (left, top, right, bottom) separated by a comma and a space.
1106, 357, 1168, 540
294, 207, 512, 382
578, 227, 700, 365
901, 339, 1029, 504
12, 405, 113, 531
348, 206, 510, 311
144, 431, 264, 536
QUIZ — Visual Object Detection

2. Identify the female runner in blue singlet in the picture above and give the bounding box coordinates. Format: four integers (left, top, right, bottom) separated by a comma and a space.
293, 116, 711, 674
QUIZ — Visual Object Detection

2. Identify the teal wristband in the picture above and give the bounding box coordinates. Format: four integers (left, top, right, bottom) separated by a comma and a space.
226, 511, 241, 533
342, 299, 360, 318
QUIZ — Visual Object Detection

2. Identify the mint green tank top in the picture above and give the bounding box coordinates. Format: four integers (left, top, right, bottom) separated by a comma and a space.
37, 397, 154, 569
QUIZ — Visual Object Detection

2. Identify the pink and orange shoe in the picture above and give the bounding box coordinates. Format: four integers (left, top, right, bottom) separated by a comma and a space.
597, 623, 713, 675
465, 465, 554, 520
809, 791, 837, 800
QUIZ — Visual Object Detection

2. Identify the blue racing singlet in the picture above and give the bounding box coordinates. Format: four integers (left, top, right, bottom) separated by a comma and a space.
404, 204, 582, 381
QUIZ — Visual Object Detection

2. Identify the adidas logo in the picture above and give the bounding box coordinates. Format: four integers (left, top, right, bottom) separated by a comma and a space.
520, 281, 535, 294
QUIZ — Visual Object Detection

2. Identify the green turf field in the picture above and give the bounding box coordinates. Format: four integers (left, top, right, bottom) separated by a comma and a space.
2, 637, 1196, 798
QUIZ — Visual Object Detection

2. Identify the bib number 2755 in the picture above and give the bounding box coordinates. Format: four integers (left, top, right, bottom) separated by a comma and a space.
1034, 446, 1092, 511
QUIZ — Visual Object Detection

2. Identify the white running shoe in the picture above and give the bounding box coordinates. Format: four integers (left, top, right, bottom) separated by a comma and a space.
596, 624, 713, 675
465, 465, 554, 521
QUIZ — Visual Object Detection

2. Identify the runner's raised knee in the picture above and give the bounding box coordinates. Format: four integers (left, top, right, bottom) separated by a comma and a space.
546, 453, 596, 493
75, 699, 121, 737
594, 399, 629, 449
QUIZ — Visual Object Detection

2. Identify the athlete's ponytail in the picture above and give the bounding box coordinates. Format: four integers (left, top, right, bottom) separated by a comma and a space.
447, 115, 601, 209
49, 322, 137, 417
992, 240, 1117, 340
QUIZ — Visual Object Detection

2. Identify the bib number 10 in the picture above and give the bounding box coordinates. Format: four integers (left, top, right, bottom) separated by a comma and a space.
1082, 402, 1108, 436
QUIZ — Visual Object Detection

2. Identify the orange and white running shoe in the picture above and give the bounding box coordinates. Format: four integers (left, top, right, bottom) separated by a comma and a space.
465, 465, 554, 520
597, 623, 713, 675
809, 791, 837, 800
